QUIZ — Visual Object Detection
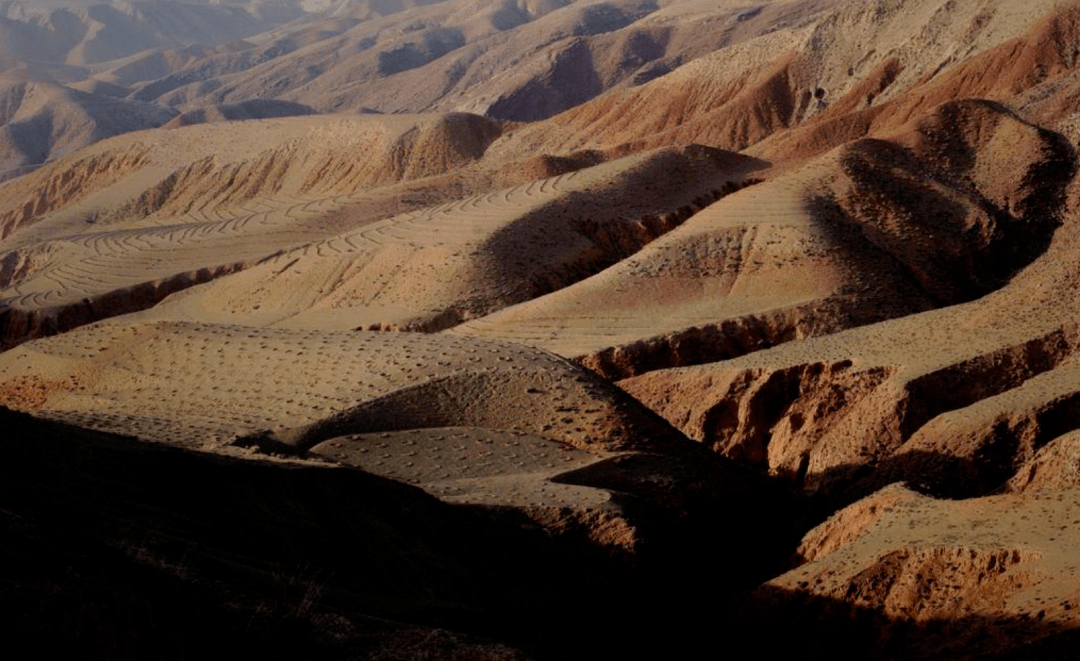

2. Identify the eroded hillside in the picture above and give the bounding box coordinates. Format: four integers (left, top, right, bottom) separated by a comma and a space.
4, 0, 1080, 658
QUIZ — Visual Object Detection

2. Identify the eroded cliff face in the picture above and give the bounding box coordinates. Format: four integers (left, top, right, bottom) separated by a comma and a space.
621, 320, 1080, 500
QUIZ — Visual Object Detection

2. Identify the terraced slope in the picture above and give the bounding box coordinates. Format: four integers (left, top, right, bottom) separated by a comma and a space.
0, 319, 686, 453
451, 152, 928, 377
134, 145, 757, 332
0, 112, 507, 347
457, 97, 1068, 377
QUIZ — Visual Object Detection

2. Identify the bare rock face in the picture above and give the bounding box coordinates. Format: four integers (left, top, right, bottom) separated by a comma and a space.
620, 318, 1080, 500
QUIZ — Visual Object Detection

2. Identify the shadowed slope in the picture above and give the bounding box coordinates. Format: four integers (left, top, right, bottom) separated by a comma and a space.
455, 98, 1069, 378
0, 384, 797, 660
0, 79, 176, 181
0, 315, 803, 584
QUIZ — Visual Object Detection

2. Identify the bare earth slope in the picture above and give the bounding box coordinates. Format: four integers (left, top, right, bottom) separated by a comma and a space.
451, 151, 929, 377
134, 145, 759, 332
5, 1, 1080, 659
0, 111, 510, 347
618, 121, 1079, 499
738, 484, 1080, 659
0, 319, 686, 453
130, 0, 822, 121
483, 0, 1072, 160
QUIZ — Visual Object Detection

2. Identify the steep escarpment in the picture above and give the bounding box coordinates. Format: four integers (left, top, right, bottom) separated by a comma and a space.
622, 326, 1080, 497
492, 0, 1070, 158
750, 3, 1080, 163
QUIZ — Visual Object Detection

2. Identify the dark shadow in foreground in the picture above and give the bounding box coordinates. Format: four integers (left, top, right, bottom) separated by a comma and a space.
0, 406, 798, 660
732, 583, 1080, 660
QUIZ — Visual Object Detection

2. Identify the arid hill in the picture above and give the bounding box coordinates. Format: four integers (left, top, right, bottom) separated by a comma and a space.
738, 484, 1080, 659
125, 0, 803, 119
6, 0, 1080, 658
0, 0, 308, 65
0, 79, 177, 181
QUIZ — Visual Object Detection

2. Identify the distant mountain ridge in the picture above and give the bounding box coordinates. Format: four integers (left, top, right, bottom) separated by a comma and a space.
0, 0, 309, 65
0, 79, 176, 180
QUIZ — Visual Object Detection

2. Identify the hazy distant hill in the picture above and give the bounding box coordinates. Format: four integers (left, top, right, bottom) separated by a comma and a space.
0, 0, 308, 65
0, 0, 828, 178
105, 0, 807, 121
0, 79, 175, 180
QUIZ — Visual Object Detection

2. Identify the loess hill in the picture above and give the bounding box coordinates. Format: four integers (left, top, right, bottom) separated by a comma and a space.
5, 0, 1080, 658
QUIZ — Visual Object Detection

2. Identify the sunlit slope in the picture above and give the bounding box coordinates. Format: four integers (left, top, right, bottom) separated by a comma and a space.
619, 168, 1080, 501
491, 0, 1071, 156
0, 112, 507, 347
133, 146, 759, 332
738, 484, 1080, 658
